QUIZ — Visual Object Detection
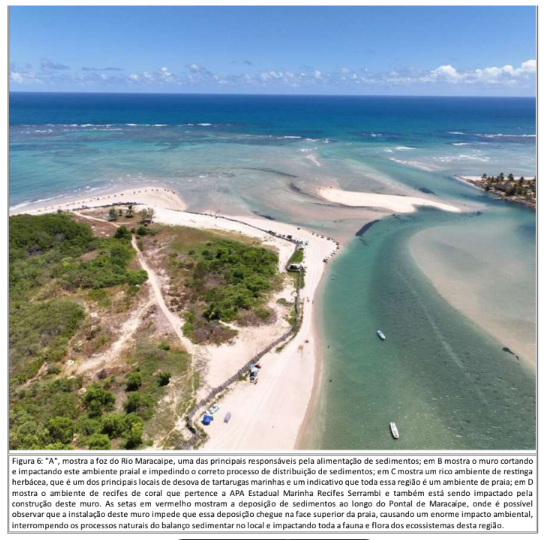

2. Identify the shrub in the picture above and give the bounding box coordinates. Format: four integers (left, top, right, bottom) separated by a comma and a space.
125, 372, 143, 392
100, 413, 126, 439
114, 226, 132, 241
87, 433, 111, 450
46, 417, 74, 445
75, 416, 101, 436
123, 392, 153, 416
157, 371, 172, 387
124, 421, 143, 450
83, 383, 115, 417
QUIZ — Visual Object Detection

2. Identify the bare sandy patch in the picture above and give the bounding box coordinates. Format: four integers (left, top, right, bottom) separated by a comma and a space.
318, 187, 461, 213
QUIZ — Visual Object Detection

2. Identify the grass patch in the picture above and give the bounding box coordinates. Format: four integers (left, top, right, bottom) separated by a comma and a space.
288, 247, 304, 265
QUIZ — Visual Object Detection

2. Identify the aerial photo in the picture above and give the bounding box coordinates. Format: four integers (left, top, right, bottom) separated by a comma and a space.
9, 6, 536, 451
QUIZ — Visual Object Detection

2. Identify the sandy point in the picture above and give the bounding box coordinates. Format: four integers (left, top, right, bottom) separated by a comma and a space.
317, 186, 461, 214
9, 185, 187, 216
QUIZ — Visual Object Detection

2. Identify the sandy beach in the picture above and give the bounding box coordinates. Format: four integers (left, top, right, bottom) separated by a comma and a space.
9, 185, 187, 216
317, 186, 461, 213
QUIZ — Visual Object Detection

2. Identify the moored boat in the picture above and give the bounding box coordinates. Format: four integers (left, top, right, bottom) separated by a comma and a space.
390, 422, 399, 439
377, 330, 386, 340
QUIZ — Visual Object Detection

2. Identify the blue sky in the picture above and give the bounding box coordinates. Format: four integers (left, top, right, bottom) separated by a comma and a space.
9, 6, 537, 96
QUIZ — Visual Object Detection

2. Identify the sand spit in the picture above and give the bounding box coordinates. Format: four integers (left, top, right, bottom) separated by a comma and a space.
317, 187, 461, 214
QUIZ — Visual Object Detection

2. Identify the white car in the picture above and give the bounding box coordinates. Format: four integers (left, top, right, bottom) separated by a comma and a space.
208, 404, 220, 415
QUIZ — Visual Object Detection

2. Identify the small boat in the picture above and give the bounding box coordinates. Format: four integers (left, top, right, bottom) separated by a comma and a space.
390, 422, 399, 439
224, 412, 232, 424
377, 330, 386, 340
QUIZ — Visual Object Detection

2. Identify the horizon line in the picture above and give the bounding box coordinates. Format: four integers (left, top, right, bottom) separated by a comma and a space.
8, 90, 537, 100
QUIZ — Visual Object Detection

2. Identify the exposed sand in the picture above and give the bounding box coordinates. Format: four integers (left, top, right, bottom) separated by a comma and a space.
9, 185, 187, 216
132, 210, 337, 449
198, 217, 337, 450
410, 225, 536, 367
14, 186, 337, 450
317, 187, 461, 214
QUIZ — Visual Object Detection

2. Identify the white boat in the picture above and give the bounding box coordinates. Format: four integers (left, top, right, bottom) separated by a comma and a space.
390, 422, 399, 439
377, 330, 386, 340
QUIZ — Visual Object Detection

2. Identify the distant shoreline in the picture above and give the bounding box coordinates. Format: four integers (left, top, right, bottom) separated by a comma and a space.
454, 175, 536, 210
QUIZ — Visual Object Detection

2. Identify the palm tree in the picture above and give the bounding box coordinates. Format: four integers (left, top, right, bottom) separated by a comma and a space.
508, 173, 514, 182
126, 204, 135, 218
139, 208, 155, 224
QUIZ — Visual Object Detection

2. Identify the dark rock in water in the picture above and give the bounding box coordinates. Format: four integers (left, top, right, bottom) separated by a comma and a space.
356, 220, 380, 236
288, 182, 303, 193
502, 346, 520, 360
244, 167, 297, 178
253, 211, 276, 221
418, 187, 435, 195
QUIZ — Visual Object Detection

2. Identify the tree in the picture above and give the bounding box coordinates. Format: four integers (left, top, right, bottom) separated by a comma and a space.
519, 177, 525, 185
508, 173, 514, 182
114, 225, 131, 241
126, 204, 135, 218
124, 422, 143, 449
124, 392, 143, 413
139, 208, 155, 224
157, 371, 172, 387
481, 173, 487, 181
100, 413, 126, 439
47, 417, 74, 445
108, 208, 119, 222
83, 383, 115, 417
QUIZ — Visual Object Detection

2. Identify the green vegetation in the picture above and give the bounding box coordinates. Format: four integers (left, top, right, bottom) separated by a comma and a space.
9, 213, 148, 388
288, 247, 304, 265
136, 225, 156, 236
8, 213, 184, 450
114, 225, 132, 241
139, 208, 155, 224
147, 226, 282, 345
157, 371, 172, 386
480, 173, 536, 200
9, 335, 192, 450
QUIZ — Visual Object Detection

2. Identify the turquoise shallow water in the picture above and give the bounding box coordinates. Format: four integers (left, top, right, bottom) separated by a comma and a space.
306, 208, 535, 450
10, 93, 536, 449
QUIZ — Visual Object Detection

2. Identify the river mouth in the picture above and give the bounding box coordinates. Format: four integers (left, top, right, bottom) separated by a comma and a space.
303, 208, 535, 450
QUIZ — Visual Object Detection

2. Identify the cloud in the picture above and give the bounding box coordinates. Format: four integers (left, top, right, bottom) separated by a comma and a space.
40, 58, 70, 70
188, 63, 206, 73
8, 57, 536, 93
82, 66, 124, 72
